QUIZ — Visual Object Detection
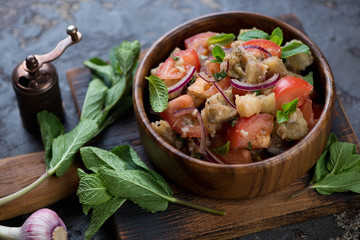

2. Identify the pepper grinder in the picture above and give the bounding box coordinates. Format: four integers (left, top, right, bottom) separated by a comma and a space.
12, 25, 82, 133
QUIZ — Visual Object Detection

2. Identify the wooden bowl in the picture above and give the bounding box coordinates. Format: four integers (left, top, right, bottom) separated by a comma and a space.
133, 12, 335, 199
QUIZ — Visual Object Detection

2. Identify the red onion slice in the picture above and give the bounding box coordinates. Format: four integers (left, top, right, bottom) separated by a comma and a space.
167, 66, 196, 94
173, 107, 206, 154
198, 72, 236, 109
242, 45, 272, 57
231, 73, 280, 91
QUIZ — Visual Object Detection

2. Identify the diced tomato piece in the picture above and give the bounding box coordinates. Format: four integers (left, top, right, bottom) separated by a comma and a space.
273, 75, 313, 110
204, 55, 221, 75
156, 49, 201, 80
227, 114, 274, 149
185, 31, 217, 56
216, 149, 252, 164
188, 76, 231, 99
299, 96, 315, 129
243, 39, 282, 58
160, 95, 201, 138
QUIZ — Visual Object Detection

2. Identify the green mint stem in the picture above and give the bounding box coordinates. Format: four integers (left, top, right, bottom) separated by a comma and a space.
167, 197, 226, 216
0, 171, 51, 206
291, 183, 314, 198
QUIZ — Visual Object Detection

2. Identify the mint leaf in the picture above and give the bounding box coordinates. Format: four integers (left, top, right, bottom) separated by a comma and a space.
98, 168, 171, 213
312, 171, 360, 195
208, 33, 235, 46
49, 119, 99, 177
210, 45, 226, 63
84, 197, 126, 240
37, 111, 65, 168
327, 141, 357, 174
146, 74, 169, 112
111, 145, 149, 170
213, 69, 227, 81
81, 79, 108, 123
311, 133, 338, 183
302, 71, 314, 86
80, 147, 127, 173
238, 29, 270, 41
281, 41, 310, 59
212, 141, 230, 156
83, 58, 115, 87
276, 98, 298, 123
270, 27, 283, 45
77, 169, 113, 206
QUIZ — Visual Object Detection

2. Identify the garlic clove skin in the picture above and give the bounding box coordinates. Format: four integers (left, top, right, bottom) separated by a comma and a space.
20, 208, 67, 240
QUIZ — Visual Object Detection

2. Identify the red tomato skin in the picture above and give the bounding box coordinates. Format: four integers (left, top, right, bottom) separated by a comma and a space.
299, 96, 315, 129
243, 39, 282, 58
185, 32, 217, 56
227, 114, 274, 149
160, 95, 201, 138
274, 75, 313, 110
156, 49, 201, 80
216, 149, 253, 164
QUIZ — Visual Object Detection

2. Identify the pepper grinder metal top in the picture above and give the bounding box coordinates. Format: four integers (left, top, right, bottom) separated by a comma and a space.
12, 25, 82, 134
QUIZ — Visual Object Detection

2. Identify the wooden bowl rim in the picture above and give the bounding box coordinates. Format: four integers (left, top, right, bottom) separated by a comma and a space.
134, 11, 335, 172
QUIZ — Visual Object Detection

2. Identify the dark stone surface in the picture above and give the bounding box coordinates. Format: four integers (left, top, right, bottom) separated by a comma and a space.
0, 0, 359, 239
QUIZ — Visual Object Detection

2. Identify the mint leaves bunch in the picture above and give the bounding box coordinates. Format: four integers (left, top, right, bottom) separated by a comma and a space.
0, 40, 140, 205
77, 145, 226, 240
294, 133, 360, 197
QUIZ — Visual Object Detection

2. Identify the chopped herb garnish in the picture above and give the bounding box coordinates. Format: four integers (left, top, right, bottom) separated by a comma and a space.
189, 75, 196, 85
210, 45, 226, 63
276, 98, 298, 123
230, 117, 238, 127
212, 141, 231, 156
248, 141, 253, 150
253, 90, 261, 96
208, 33, 235, 46
213, 69, 227, 81
171, 56, 180, 61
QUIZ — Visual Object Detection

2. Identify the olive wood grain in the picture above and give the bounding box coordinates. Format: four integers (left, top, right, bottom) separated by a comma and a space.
0, 152, 80, 220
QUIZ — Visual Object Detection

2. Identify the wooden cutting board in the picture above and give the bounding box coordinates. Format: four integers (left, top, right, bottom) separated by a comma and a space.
0, 13, 359, 240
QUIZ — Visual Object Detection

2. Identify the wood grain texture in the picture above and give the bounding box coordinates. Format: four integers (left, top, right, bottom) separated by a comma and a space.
0, 152, 80, 220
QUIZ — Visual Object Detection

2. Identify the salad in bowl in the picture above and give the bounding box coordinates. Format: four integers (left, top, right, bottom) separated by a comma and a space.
147, 27, 321, 165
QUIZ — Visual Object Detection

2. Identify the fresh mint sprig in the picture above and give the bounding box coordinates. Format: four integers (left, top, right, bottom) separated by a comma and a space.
269, 27, 283, 45
208, 33, 235, 46
77, 145, 226, 240
0, 40, 140, 205
293, 133, 360, 197
276, 98, 299, 123
281, 41, 310, 59
210, 45, 226, 63
146, 74, 169, 112
238, 29, 270, 41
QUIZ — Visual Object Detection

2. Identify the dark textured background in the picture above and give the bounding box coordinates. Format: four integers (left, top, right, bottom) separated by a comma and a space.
0, 0, 359, 239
